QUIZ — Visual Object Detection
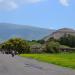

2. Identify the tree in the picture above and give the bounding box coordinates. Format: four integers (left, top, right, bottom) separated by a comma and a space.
1, 38, 30, 54
59, 34, 75, 47
37, 40, 45, 44
46, 41, 60, 53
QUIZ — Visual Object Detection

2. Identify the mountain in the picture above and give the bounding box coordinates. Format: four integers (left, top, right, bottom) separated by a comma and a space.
0, 23, 54, 42
43, 28, 75, 41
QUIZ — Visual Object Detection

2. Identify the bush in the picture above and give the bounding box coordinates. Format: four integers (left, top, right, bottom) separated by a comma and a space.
59, 34, 75, 47
37, 40, 45, 44
46, 41, 60, 53
1, 38, 30, 54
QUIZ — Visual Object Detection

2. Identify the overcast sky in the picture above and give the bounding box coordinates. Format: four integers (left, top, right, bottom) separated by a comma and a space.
0, 0, 75, 29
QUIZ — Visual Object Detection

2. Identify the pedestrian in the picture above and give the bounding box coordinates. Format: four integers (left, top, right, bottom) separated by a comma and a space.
11, 50, 15, 57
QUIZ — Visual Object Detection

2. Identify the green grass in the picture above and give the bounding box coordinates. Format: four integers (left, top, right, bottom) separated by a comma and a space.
20, 53, 75, 69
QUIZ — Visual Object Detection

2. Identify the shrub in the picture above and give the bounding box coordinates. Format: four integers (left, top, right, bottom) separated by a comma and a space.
1, 38, 30, 54
46, 41, 60, 53
59, 34, 75, 47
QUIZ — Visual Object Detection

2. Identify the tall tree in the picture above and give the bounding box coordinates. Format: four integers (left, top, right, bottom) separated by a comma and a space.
1, 38, 30, 54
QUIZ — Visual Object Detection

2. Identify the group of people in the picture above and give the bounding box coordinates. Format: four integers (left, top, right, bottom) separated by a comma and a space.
1, 50, 18, 57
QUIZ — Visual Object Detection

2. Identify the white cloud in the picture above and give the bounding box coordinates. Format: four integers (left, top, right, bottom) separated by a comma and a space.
59, 0, 70, 7
0, 0, 43, 10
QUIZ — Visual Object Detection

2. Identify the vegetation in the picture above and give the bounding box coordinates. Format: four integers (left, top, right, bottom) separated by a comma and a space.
20, 53, 75, 69
59, 34, 75, 47
28, 40, 39, 45
46, 41, 60, 53
1, 38, 30, 54
37, 40, 45, 44
0, 34, 75, 54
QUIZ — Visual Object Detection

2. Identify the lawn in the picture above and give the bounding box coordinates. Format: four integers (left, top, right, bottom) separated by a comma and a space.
20, 53, 75, 69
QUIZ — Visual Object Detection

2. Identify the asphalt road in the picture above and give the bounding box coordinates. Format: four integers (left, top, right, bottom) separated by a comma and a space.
0, 54, 75, 75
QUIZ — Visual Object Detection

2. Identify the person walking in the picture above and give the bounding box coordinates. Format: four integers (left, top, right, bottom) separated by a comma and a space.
11, 50, 15, 57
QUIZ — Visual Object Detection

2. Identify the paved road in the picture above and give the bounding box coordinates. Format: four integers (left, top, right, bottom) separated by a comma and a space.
0, 54, 75, 75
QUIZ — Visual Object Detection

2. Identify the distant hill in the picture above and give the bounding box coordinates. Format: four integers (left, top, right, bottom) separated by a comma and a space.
0, 23, 54, 42
43, 28, 75, 41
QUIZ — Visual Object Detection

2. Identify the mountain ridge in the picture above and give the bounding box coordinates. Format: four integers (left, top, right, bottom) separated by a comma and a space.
0, 23, 54, 41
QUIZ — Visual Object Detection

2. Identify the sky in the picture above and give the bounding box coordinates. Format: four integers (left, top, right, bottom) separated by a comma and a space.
0, 0, 75, 29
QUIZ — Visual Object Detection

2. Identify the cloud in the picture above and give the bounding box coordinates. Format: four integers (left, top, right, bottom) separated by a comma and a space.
59, 0, 69, 7
0, 0, 43, 10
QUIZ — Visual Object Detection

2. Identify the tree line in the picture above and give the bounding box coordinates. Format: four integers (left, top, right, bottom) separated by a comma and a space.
0, 34, 75, 54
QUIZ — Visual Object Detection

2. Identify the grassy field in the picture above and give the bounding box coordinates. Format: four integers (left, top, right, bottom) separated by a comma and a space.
20, 53, 75, 69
